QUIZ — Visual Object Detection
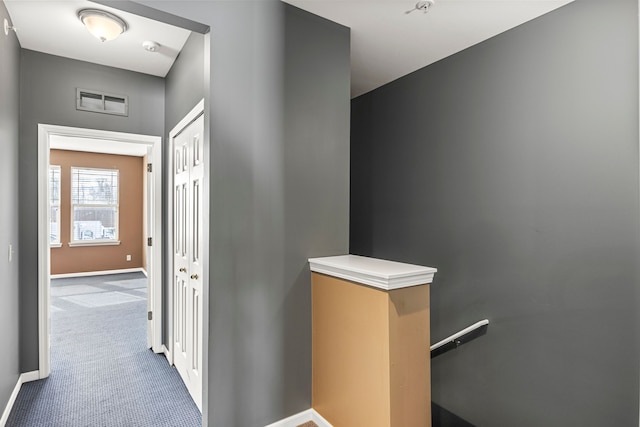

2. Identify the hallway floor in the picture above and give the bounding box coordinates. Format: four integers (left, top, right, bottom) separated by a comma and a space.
7, 272, 201, 427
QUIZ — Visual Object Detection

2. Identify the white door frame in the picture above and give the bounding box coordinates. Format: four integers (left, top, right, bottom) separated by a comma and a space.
167, 99, 205, 367
37, 124, 163, 378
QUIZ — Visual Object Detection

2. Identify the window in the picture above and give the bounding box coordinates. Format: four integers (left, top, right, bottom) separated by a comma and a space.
50, 165, 61, 246
71, 167, 119, 244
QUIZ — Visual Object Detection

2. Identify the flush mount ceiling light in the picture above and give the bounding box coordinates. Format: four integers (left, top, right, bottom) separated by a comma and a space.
406, 0, 436, 14
77, 9, 128, 42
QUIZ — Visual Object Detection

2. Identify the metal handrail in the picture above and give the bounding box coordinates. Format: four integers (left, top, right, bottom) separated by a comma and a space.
430, 319, 489, 351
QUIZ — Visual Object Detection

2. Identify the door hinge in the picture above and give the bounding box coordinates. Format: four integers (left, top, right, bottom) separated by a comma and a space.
147, 163, 152, 172
147, 237, 152, 246
148, 311, 153, 321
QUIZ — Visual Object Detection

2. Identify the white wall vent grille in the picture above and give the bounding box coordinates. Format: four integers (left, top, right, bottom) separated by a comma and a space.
76, 88, 128, 116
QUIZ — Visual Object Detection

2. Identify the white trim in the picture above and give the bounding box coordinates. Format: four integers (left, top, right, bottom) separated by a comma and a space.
19, 371, 40, 383
0, 376, 21, 427
264, 409, 333, 427
0, 371, 40, 427
201, 35, 211, 425
20, 371, 40, 384
38, 124, 164, 379
42, 125, 160, 145
68, 240, 120, 247
38, 126, 50, 378
311, 410, 332, 427
171, 99, 205, 138
50, 243, 62, 248
149, 133, 163, 353
162, 344, 173, 366
308, 255, 437, 291
51, 267, 146, 279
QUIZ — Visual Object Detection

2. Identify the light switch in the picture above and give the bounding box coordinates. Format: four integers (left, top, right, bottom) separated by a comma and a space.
8, 244, 14, 262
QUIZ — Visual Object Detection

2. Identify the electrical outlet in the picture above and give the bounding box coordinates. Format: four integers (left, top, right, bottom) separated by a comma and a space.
126, 254, 131, 261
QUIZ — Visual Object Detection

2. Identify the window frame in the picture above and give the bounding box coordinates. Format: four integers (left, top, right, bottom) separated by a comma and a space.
49, 165, 62, 248
69, 166, 121, 247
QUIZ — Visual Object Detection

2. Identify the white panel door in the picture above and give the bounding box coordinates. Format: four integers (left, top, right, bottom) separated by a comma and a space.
173, 113, 204, 411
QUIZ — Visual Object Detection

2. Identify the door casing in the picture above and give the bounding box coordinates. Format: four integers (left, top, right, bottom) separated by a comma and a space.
37, 124, 163, 379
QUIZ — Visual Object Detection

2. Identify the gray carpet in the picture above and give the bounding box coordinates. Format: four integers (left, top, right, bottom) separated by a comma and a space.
7, 273, 202, 427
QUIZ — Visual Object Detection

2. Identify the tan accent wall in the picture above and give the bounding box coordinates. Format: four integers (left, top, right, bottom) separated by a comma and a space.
312, 272, 431, 427
50, 149, 144, 275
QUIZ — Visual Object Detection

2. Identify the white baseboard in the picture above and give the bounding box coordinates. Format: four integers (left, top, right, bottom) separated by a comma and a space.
161, 344, 173, 366
0, 371, 40, 427
20, 372, 40, 383
51, 267, 145, 279
265, 409, 332, 427
310, 410, 332, 426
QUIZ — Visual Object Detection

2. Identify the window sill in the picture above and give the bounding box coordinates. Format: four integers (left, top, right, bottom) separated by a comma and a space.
50, 243, 62, 248
68, 240, 121, 247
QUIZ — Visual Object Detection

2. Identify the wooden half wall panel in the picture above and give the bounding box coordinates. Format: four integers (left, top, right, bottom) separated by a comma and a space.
312, 272, 392, 426
310, 255, 434, 427
388, 285, 430, 426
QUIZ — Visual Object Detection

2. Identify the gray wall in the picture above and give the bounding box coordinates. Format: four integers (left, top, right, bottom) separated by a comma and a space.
164, 31, 205, 343
165, 32, 204, 127
350, 0, 639, 426
131, 1, 351, 425
0, 0, 22, 411
19, 50, 165, 371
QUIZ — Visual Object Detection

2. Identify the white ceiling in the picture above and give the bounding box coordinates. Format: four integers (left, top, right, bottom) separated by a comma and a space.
4, 0, 573, 96
284, 0, 574, 97
50, 135, 149, 157
4, 0, 191, 77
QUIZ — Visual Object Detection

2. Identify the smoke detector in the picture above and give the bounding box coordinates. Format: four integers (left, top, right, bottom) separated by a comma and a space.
4, 18, 16, 36
406, 0, 436, 14
142, 40, 160, 52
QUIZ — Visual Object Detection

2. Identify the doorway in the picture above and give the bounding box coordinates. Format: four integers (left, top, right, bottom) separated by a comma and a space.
37, 124, 163, 378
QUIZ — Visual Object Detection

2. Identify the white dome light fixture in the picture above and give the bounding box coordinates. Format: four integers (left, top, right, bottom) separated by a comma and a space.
78, 9, 128, 42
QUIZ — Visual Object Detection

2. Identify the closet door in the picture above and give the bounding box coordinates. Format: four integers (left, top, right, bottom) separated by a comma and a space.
173, 113, 204, 411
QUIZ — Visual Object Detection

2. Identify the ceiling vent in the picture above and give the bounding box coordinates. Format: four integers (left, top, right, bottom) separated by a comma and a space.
76, 88, 128, 116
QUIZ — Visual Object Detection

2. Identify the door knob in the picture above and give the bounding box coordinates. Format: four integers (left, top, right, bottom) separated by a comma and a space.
179, 267, 187, 272
191, 274, 199, 280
